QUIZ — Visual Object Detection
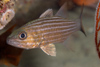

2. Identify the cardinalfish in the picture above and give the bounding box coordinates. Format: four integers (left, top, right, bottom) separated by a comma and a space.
0, 0, 16, 30
95, 1, 100, 58
7, 3, 86, 56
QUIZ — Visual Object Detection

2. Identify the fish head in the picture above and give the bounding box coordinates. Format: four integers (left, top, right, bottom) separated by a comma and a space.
7, 28, 37, 49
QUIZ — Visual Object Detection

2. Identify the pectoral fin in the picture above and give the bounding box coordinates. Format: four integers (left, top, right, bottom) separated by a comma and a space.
40, 43, 56, 56
39, 9, 53, 18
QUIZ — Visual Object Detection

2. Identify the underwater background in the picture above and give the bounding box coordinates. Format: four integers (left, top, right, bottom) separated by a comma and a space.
0, 0, 100, 67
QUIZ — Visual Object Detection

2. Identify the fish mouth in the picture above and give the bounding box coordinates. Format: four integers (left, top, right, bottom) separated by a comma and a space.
6, 37, 25, 49
6, 37, 12, 45
6, 37, 31, 49
7, 37, 19, 47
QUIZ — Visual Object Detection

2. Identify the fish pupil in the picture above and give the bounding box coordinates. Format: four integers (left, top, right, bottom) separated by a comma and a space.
19, 31, 27, 40
21, 33, 25, 38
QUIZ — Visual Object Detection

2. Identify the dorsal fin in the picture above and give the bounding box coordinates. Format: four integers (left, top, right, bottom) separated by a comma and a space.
55, 2, 67, 18
39, 9, 53, 18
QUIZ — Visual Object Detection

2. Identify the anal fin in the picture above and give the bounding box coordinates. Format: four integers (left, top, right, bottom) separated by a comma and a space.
40, 43, 56, 56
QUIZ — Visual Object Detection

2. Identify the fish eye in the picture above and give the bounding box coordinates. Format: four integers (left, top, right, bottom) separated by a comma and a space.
18, 31, 27, 40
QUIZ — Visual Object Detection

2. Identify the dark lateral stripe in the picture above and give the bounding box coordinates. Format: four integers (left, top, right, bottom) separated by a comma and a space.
25, 21, 76, 34
45, 27, 77, 41
47, 29, 75, 43
35, 27, 77, 43
27, 23, 76, 37
48, 28, 77, 42
24, 17, 63, 27
37, 24, 76, 32
26, 20, 75, 30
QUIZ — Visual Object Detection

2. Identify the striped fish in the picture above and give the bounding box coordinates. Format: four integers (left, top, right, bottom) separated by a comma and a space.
7, 3, 86, 56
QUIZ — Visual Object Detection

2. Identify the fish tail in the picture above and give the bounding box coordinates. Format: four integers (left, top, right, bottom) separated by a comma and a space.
79, 4, 86, 36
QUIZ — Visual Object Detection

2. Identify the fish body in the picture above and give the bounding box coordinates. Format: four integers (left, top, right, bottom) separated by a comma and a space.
7, 16, 80, 48
7, 3, 85, 56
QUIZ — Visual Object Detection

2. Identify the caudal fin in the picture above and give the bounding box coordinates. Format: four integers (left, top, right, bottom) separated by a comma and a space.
79, 4, 86, 36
